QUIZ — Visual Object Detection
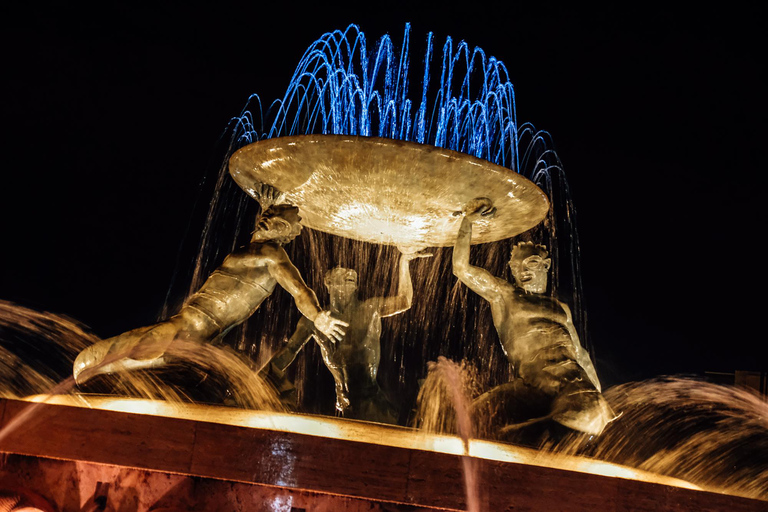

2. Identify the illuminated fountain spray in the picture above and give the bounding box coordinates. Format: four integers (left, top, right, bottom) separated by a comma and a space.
415, 357, 483, 511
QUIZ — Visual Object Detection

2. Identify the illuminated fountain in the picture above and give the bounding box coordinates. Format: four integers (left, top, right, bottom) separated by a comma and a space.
1, 23, 766, 511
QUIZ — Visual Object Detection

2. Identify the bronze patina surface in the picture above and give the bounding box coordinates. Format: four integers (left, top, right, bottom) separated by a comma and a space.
229, 135, 549, 247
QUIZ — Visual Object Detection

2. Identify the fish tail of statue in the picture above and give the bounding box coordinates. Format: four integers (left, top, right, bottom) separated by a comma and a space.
73, 339, 123, 384
73, 324, 175, 384
538, 360, 616, 436
550, 386, 616, 436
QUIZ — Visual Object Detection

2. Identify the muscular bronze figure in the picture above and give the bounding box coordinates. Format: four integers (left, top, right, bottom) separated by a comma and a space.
262, 248, 431, 424
453, 198, 614, 438
73, 184, 348, 384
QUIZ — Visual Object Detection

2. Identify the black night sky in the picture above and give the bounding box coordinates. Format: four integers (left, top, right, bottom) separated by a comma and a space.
1, 2, 765, 391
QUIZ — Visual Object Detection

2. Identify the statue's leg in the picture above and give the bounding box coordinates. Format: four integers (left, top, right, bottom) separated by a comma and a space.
339, 364, 398, 424
344, 388, 397, 425
358, 386, 399, 425
258, 362, 298, 410
123, 321, 182, 360
473, 380, 553, 442
334, 378, 351, 414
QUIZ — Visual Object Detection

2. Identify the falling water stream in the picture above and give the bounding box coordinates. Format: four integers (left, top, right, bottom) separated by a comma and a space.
415, 357, 483, 511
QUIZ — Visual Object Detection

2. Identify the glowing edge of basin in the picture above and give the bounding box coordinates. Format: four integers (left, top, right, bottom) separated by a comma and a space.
21, 393, 699, 491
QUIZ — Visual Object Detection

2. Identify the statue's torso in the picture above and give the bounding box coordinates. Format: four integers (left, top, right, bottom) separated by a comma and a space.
492, 286, 569, 348
183, 244, 277, 337
492, 285, 598, 390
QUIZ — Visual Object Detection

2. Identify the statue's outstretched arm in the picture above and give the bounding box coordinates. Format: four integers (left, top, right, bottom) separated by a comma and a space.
266, 246, 348, 342
377, 247, 433, 318
266, 246, 323, 319
452, 199, 506, 303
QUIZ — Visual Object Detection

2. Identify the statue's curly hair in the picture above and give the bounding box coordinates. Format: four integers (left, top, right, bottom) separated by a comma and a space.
510, 241, 548, 262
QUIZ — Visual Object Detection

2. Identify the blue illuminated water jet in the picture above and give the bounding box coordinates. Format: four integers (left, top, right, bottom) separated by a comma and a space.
233, 24, 520, 171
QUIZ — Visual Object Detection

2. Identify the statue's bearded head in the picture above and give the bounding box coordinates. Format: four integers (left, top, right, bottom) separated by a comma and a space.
509, 242, 551, 294
252, 204, 303, 244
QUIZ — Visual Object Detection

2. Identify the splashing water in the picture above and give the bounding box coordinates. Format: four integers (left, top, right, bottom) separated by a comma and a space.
0, 300, 283, 445
415, 357, 482, 512
414, 362, 768, 502
0, 299, 97, 398
77, 339, 285, 411
414, 356, 481, 436
235, 24, 518, 166
545, 377, 768, 500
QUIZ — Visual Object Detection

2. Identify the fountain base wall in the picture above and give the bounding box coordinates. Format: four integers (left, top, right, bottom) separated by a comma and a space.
0, 398, 764, 511
1, 453, 427, 512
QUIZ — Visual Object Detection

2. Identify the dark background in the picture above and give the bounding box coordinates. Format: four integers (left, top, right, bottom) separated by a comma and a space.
1, 2, 765, 390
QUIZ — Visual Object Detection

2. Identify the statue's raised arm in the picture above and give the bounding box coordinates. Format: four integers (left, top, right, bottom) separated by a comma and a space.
451, 196, 615, 441
452, 197, 509, 303
373, 246, 432, 318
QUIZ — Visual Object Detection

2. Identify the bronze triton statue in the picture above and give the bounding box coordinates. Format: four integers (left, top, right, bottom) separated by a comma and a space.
73, 183, 348, 384
262, 247, 431, 424
453, 197, 614, 439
